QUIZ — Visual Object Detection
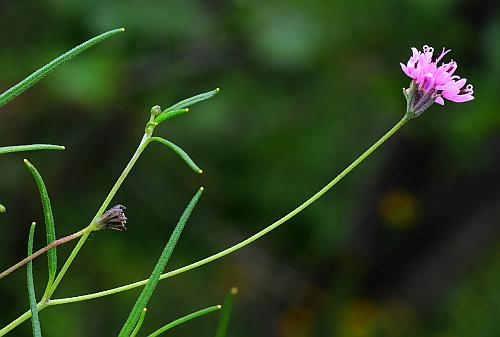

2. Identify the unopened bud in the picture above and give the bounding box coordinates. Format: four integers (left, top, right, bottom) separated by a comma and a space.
150, 105, 162, 117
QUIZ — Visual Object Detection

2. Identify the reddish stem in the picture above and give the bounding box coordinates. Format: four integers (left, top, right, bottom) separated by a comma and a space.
0, 229, 87, 280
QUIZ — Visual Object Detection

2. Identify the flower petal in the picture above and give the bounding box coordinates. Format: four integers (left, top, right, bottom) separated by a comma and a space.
435, 96, 445, 105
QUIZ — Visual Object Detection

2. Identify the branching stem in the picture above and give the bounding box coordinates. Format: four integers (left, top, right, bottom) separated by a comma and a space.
0, 113, 408, 336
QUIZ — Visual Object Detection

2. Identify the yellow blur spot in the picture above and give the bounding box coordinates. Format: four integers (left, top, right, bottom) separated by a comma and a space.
379, 190, 418, 229
279, 307, 314, 337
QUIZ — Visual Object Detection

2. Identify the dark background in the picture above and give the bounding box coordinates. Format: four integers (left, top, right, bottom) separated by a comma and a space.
1, 0, 500, 336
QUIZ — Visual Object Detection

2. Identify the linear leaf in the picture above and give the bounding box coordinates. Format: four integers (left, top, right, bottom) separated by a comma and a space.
154, 108, 189, 124
27, 222, 42, 337
0, 144, 65, 155
118, 187, 204, 337
24, 160, 57, 287
163, 88, 220, 113
0, 28, 125, 108
130, 308, 147, 337
148, 137, 203, 174
147, 305, 221, 337
215, 287, 238, 337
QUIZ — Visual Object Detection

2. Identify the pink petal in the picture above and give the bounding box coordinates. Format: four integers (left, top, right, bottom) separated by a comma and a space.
435, 48, 451, 64
435, 96, 445, 105
454, 78, 467, 89
449, 94, 475, 103
442, 89, 460, 100
400, 62, 410, 77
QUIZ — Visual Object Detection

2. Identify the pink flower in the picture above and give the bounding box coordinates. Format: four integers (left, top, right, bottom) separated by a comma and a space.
401, 45, 474, 118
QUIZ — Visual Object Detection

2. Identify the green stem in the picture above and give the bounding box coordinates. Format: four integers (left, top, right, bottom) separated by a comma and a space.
92, 133, 150, 224
0, 131, 153, 336
46, 133, 151, 297
0, 116, 407, 334
46, 116, 409, 306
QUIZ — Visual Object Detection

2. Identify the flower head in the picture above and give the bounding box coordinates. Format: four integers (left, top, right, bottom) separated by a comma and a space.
97, 205, 127, 231
401, 45, 474, 118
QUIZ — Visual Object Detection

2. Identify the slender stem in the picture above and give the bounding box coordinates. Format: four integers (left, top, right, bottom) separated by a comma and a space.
47, 116, 409, 306
46, 133, 151, 298
91, 133, 150, 225
0, 228, 87, 280
0, 116, 407, 334
0, 131, 153, 336
0, 302, 47, 336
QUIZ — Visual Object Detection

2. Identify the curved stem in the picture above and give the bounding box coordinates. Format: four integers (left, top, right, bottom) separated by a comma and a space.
48, 116, 409, 306
0, 228, 87, 280
0, 116, 407, 334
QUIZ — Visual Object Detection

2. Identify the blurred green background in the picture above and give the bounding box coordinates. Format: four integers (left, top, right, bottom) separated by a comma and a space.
1, 0, 500, 336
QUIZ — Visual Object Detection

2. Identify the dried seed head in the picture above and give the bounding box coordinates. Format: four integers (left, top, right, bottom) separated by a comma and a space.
97, 205, 127, 231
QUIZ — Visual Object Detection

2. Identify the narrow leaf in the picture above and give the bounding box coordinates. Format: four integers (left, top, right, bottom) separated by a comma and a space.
27, 222, 42, 337
24, 160, 57, 287
0, 28, 125, 108
215, 287, 238, 337
147, 305, 221, 337
163, 88, 220, 113
0, 203, 5, 213
149, 137, 203, 174
118, 187, 204, 337
0, 144, 65, 155
130, 308, 147, 337
154, 108, 189, 124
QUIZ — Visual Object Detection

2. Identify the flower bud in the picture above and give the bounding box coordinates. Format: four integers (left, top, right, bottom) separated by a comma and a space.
150, 105, 162, 117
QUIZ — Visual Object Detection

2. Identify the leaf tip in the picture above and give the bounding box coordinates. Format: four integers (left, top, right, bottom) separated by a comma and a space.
215, 87, 221, 93
120, 27, 126, 32
230, 287, 238, 295
199, 186, 205, 192
198, 169, 203, 174
217, 305, 222, 309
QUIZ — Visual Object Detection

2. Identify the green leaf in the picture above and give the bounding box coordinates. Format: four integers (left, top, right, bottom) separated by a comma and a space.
130, 308, 147, 337
147, 305, 221, 337
24, 160, 57, 288
118, 187, 204, 337
163, 88, 220, 113
0, 203, 5, 213
27, 222, 42, 337
154, 108, 189, 124
148, 137, 203, 174
0, 144, 65, 155
0, 28, 125, 108
215, 287, 238, 337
